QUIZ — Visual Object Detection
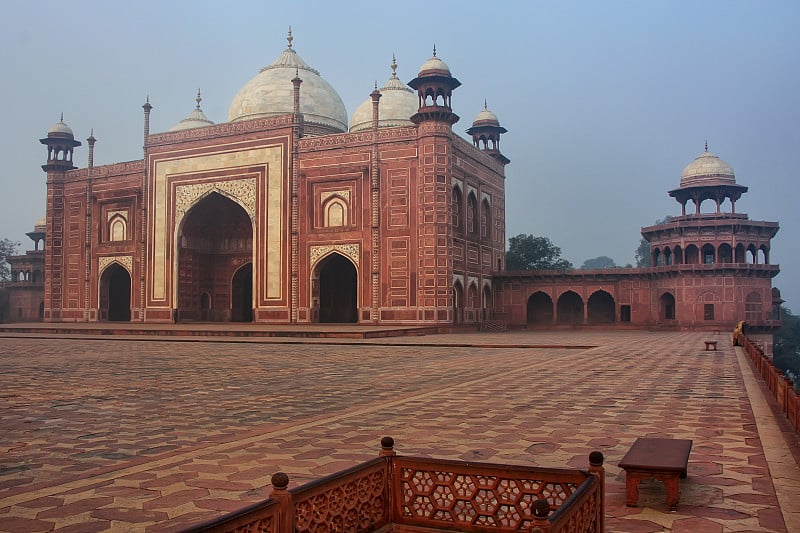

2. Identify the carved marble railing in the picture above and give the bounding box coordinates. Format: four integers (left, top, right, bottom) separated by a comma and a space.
185, 438, 604, 533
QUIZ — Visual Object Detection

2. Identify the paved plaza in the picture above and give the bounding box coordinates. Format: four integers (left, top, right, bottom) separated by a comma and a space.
0, 329, 798, 532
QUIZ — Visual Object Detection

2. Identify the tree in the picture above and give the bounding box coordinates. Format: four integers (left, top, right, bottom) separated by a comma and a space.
774, 306, 800, 389
635, 217, 671, 267
505, 234, 573, 271
634, 238, 651, 267
581, 256, 616, 269
0, 238, 19, 282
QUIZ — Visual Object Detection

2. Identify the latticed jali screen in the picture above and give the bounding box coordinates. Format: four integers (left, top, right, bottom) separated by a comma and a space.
186, 439, 604, 533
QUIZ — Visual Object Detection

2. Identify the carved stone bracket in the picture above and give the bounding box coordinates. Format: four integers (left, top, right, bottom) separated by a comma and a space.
310, 243, 360, 268
99, 255, 133, 274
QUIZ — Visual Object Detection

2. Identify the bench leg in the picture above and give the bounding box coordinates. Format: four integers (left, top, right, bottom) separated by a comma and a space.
625, 472, 640, 507
664, 475, 680, 511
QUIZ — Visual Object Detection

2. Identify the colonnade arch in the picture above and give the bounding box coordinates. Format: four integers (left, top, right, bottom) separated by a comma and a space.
652, 241, 771, 265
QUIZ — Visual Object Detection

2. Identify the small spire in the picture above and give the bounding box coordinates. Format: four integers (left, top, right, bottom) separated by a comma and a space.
704, 139, 708, 152
60, 112, 64, 123
390, 54, 398, 78
432, 44, 437, 57
374, 80, 378, 90
484, 99, 488, 110
195, 88, 202, 109
287, 26, 293, 48
87, 128, 96, 142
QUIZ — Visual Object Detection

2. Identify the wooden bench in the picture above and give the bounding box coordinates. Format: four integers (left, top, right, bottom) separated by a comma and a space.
704, 340, 718, 351
619, 437, 692, 511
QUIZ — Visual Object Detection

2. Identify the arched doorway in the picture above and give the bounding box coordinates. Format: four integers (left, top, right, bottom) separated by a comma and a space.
660, 292, 676, 321
317, 253, 357, 323
99, 263, 131, 322
231, 263, 253, 322
587, 290, 615, 324
527, 291, 553, 325
557, 291, 584, 325
453, 281, 464, 324
482, 285, 491, 322
177, 192, 252, 322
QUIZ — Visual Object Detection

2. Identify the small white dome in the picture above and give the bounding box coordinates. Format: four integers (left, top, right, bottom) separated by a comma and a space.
680, 145, 736, 188
228, 29, 347, 133
417, 52, 452, 77
349, 57, 418, 133
170, 90, 214, 132
48, 115, 75, 138
471, 105, 500, 127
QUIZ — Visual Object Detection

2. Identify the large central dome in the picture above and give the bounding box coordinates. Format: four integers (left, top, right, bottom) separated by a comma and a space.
228, 29, 348, 133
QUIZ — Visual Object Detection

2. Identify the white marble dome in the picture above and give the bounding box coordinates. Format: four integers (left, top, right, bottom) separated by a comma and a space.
47, 115, 75, 138
471, 106, 500, 127
349, 57, 417, 133
680, 146, 736, 188
170, 90, 215, 132
417, 52, 452, 77
228, 30, 347, 133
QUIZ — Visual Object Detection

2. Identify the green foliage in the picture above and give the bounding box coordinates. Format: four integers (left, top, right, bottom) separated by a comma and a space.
635, 217, 671, 267
505, 234, 573, 271
774, 306, 800, 389
635, 238, 652, 267
581, 256, 617, 269
0, 238, 20, 282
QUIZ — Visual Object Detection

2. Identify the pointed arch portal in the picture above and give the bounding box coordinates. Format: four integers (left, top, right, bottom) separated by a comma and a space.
100, 263, 131, 322
317, 253, 358, 323
177, 192, 252, 322
527, 291, 554, 325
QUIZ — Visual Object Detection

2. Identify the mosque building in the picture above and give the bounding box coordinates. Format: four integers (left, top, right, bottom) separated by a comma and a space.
2, 31, 782, 335
33, 32, 508, 325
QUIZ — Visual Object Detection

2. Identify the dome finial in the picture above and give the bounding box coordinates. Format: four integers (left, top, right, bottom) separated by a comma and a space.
704, 139, 708, 152
484, 99, 488, 110
287, 26, 293, 49
195, 88, 202, 110
432, 44, 437, 57
60, 112, 64, 123
391, 53, 398, 79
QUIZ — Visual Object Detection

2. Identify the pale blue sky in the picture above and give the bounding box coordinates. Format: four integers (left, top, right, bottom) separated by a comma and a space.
1, 0, 798, 307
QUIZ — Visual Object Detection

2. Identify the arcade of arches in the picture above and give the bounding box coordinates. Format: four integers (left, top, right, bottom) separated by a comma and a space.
526, 290, 616, 326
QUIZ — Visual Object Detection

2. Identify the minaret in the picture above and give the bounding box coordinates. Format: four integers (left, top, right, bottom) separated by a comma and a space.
40, 114, 81, 172
466, 100, 510, 165
408, 46, 461, 126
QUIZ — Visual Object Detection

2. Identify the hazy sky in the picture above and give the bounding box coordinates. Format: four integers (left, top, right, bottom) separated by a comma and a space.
1, 1, 798, 307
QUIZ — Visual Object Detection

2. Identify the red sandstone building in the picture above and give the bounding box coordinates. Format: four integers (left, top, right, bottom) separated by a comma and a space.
33, 35, 507, 325
3, 33, 781, 333
494, 146, 781, 333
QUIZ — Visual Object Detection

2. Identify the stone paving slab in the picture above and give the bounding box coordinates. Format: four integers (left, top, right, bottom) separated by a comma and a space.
0, 330, 797, 532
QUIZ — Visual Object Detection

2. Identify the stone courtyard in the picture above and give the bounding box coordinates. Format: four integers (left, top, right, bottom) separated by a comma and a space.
0, 329, 798, 532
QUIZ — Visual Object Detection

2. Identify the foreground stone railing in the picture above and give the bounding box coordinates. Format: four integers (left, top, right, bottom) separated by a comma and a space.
186, 438, 605, 533
740, 334, 800, 435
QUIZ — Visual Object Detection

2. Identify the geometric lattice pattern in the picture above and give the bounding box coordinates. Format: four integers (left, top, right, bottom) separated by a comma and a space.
397, 463, 581, 530
294, 467, 387, 532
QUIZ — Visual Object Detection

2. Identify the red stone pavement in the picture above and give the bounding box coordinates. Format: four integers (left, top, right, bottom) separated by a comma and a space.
0, 329, 798, 532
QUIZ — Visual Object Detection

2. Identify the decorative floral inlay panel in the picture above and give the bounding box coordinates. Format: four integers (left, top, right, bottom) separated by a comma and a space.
320, 189, 350, 203
99, 255, 132, 274
310, 243, 359, 267
175, 178, 256, 221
